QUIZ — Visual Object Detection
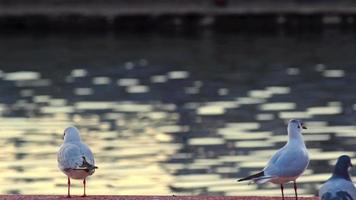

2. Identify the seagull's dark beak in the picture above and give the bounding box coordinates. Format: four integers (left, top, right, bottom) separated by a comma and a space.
301, 123, 307, 129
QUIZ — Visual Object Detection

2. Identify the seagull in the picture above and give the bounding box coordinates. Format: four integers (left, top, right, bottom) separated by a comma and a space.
238, 119, 309, 200
319, 155, 356, 200
57, 126, 98, 197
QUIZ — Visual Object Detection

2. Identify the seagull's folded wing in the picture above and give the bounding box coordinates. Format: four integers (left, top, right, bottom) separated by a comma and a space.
58, 143, 84, 170
264, 147, 309, 177
78, 142, 95, 166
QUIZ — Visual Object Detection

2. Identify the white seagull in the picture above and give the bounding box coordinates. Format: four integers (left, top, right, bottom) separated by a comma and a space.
319, 155, 356, 200
57, 126, 98, 197
238, 119, 309, 200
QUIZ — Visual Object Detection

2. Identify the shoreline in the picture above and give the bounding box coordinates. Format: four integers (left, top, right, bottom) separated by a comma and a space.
0, 0, 356, 31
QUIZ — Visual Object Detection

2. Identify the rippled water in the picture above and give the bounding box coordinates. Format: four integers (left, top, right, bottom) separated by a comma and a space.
1, 30, 356, 196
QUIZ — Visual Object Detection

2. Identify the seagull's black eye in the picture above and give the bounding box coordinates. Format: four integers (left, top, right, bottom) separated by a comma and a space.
297, 125, 300, 129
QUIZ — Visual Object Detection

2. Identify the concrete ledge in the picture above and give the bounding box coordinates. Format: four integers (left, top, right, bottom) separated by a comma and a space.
0, 196, 318, 200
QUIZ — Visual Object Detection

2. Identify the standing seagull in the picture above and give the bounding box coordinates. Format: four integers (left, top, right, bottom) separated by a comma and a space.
57, 126, 98, 197
319, 155, 356, 200
238, 119, 309, 200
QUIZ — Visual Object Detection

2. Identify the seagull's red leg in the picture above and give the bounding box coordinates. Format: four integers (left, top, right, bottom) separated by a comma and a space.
82, 178, 87, 197
67, 177, 71, 198
280, 184, 284, 200
294, 181, 298, 200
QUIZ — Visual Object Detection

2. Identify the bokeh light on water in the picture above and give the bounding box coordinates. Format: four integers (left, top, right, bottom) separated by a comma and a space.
1, 31, 356, 196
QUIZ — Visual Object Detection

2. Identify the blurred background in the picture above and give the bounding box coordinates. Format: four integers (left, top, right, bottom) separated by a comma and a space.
1, 0, 356, 197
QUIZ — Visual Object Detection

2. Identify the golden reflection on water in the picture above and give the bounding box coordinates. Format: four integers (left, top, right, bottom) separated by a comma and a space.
1, 66, 356, 197
0, 114, 180, 195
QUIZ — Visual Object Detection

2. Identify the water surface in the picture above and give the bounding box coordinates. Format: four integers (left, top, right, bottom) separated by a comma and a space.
1, 30, 356, 196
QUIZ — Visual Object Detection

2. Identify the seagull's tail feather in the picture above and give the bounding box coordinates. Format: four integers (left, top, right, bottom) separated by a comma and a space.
238, 171, 264, 182
74, 157, 98, 175
238, 171, 276, 184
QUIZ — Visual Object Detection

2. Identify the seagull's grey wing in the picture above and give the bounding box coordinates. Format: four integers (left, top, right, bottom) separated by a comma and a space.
266, 146, 286, 166
263, 146, 286, 175
78, 142, 95, 166
264, 146, 309, 177
319, 178, 356, 200
57, 143, 83, 171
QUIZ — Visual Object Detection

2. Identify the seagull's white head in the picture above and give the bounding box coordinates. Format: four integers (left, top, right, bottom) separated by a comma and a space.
63, 126, 81, 143
288, 119, 307, 137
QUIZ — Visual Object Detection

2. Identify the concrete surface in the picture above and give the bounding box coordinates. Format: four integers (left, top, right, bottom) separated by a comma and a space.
0, 196, 319, 200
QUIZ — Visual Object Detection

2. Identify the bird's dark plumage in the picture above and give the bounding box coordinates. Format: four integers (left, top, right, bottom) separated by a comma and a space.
332, 155, 352, 181
238, 171, 264, 182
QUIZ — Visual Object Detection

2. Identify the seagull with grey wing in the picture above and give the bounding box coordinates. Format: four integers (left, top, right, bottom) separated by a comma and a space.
58, 126, 98, 197
319, 155, 356, 200
238, 119, 309, 200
